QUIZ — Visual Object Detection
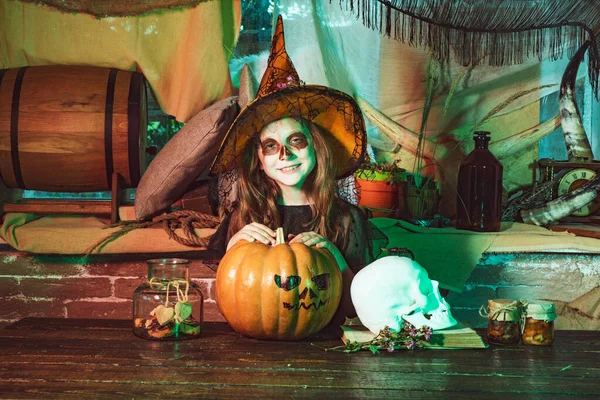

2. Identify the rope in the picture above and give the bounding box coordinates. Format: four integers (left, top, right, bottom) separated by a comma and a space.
479, 301, 520, 322
86, 210, 220, 255
153, 210, 220, 246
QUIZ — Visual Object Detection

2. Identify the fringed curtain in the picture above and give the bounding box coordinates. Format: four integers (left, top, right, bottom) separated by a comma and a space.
337, 0, 600, 95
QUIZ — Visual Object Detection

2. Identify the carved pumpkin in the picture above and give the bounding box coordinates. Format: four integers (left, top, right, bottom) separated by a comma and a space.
215, 228, 342, 340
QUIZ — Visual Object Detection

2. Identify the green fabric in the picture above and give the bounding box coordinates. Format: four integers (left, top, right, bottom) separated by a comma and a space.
370, 218, 600, 292
371, 218, 498, 293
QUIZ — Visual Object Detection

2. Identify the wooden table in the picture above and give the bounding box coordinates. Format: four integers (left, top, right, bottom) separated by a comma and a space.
1, 319, 599, 398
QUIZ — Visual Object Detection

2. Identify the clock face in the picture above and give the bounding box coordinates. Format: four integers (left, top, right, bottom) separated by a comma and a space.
556, 168, 600, 217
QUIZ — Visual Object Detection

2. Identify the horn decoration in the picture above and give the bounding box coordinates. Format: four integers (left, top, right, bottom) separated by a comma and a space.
489, 115, 561, 160
559, 41, 594, 162
356, 96, 436, 158
368, 136, 402, 153
521, 41, 599, 226
521, 173, 600, 226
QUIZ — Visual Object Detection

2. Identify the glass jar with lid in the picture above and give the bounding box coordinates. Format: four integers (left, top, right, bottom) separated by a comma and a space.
521, 300, 556, 346
133, 258, 203, 340
484, 299, 521, 345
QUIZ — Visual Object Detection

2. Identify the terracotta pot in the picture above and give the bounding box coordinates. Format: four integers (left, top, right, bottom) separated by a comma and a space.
357, 178, 398, 217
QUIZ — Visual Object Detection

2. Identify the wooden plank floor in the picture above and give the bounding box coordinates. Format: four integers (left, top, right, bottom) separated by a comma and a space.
1, 318, 599, 398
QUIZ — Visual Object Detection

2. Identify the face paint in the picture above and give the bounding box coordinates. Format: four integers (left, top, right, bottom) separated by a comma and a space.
257, 118, 316, 192
260, 132, 309, 156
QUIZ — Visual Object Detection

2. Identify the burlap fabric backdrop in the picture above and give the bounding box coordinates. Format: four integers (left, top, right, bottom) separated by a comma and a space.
232, 1, 592, 217
0, 0, 241, 122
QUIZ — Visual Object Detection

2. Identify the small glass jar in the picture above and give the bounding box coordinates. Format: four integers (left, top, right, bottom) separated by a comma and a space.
485, 299, 520, 345
133, 258, 203, 340
521, 300, 556, 346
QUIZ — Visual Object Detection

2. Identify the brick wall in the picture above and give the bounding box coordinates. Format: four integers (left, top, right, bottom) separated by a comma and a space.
446, 253, 600, 329
0, 247, 225, 327
1, 246, 599, 330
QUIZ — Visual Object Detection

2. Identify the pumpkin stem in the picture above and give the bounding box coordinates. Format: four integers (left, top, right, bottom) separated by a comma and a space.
275, 227, 285, 245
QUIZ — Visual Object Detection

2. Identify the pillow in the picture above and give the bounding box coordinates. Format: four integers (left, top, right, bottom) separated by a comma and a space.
135, 97, 239, 219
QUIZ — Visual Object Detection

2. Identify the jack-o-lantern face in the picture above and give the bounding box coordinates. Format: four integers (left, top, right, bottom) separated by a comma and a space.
275, 273, 331, 310
216, 237, 342, 340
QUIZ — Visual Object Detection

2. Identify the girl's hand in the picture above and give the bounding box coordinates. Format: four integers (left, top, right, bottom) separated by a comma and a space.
289, 232, 342, 259
290, 231, 347, 272
227, 222, 276, 250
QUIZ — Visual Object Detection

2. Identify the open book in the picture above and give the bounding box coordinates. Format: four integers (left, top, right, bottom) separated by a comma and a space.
341, 321, 488, 350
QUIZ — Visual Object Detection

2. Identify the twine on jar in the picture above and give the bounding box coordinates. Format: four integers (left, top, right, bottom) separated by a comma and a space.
166, 279, 190, 306
478, 305, 488, 318
479, 301, 520, 322
147, 277, 190, 306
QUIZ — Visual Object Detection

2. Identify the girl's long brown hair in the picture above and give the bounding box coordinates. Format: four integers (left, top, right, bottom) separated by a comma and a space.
227, 118, 351, 252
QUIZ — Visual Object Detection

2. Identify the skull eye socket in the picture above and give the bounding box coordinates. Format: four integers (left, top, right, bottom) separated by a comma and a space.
311, 273, 330, 290
274, 275, 301, 291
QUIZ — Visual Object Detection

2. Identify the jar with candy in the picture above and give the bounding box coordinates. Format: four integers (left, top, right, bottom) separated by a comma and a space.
521, 300, 556, 346
133, 258, 203, 340
483, 299, 520, 345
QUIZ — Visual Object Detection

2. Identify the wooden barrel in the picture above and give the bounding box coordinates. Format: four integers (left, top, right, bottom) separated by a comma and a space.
0, 65, 147, 192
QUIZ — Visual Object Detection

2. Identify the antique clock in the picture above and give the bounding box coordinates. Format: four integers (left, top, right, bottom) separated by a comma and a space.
532, 41, 600, 223
538, 159, 600, 221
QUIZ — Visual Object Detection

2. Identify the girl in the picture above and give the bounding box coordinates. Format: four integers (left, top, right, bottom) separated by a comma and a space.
209, 15, 373, 320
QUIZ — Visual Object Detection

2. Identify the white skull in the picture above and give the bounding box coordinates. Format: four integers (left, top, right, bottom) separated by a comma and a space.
350, 255, 457, 334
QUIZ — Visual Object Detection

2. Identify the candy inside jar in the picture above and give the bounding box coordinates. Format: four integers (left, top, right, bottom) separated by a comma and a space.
521, 300, 556, 346
483, 299, 521, 345
133, 258, 204, 341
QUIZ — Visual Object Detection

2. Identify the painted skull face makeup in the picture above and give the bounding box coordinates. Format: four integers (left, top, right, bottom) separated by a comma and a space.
260, 132, 309, 155
257, 118, 316, 193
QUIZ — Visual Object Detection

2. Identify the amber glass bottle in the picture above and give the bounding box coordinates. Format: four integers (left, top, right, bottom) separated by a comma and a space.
456, 131, 503, 232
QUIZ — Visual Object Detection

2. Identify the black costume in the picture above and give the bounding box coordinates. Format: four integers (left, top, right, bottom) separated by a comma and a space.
208, 202, 374, 274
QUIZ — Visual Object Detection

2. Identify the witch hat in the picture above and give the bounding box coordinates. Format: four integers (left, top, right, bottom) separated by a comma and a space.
210, 15, 366, 179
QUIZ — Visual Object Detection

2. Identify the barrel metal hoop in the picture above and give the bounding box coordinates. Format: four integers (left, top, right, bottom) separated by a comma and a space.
11, 67, 28, 190
105, 68, 118, 189
127, 72, 143, 187
0, 69, 7, 187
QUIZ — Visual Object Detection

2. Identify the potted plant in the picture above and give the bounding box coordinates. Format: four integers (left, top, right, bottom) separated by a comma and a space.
354, 160, 407, 218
